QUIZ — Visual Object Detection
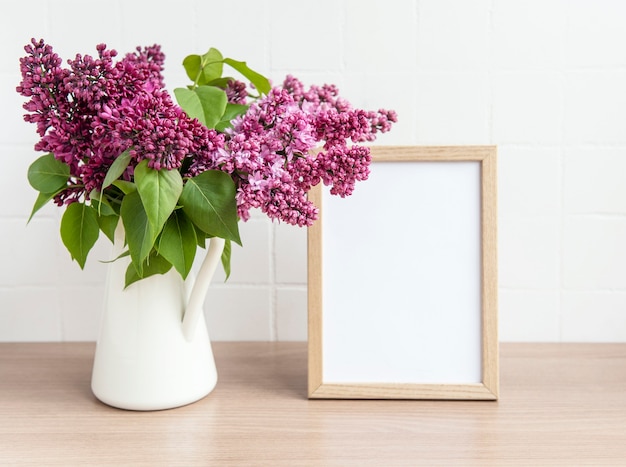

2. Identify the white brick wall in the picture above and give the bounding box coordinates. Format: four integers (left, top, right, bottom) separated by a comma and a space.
1, 0, 625, 342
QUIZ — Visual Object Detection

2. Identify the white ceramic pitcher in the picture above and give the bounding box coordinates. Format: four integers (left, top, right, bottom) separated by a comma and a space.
91, 225, 225, 411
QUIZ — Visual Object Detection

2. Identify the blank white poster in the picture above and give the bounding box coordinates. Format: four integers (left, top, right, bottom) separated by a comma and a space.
321, 161, 482, 384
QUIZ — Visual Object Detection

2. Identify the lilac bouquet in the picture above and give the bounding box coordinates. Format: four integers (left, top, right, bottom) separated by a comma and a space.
17, 39, 396, 286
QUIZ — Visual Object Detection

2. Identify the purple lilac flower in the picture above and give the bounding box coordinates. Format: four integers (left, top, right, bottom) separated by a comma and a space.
215, 75, 397, 226
224, 79, 248, 105
18, 40, 397, 226
17, 39, 223, 203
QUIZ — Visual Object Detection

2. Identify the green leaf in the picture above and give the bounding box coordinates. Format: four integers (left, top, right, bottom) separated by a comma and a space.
27, 154, 70, 193
112, 180, 136, 195
180, 170, 241, 245
194, 224, 207, 249
200, 48, 224, 84
60, 203, 100, 269
102, 149, 131, 189
124, 252, 173, 289
28, 189, 62, 223
174, 88, 205, 124
89, 190, 116, 216
120, 190, 155, 274
157, 210, 197, 279
134, 160, 183, 236
182, 54, 202, 83
194, 86, 228, 129
183, 48, 224, 86
97, 214, 119, 243
174, 87, 228, 129
99, 249, 130, 264
221, 239, 232, 281
91, 199, 116, 217
215, 103, 249, 132
207, 77, 234, 88
223, 57, 271, 95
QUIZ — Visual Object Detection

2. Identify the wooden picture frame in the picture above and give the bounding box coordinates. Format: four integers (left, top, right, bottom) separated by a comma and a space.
307, 146, 498, 400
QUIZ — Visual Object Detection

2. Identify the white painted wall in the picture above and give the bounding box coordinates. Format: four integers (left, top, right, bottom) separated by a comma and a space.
1, 0, 625, 342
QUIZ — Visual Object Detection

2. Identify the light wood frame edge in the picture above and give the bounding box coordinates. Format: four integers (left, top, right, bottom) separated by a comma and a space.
308, 146, 498, 400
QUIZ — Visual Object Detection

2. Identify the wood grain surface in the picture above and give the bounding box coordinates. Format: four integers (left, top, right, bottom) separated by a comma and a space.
1, 342, 625, 466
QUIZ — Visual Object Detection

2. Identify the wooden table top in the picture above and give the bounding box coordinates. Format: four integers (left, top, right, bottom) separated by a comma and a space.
0, 342, 625, 466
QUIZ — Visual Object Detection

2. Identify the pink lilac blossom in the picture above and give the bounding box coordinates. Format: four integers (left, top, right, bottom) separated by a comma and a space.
215, 76, 397, 225
18, 40, 396, 225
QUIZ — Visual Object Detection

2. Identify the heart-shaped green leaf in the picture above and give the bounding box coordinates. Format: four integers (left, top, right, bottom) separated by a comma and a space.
194, 224, 207, 249
183, 54, 202, 84
223, 57, 270, 95
27, 154, 70, 193
124, 251, 173, 289
157, 210, 197, 279
111, 180, 136, 195
180, 170, 241, 245
194, 86, 228, 129
183, 48, 224, 86
174, 88, 205, 124
102, 149, 131, 189
60, 202, 100, 269
120, 190, 155, 274
89, 190, 117, 217
200, 48, 224, 84
97, 214, 119, 243
28, 189, 63, 223
134, 160, 183, 237
215, 103, 249, 132
221, 238, 232, 281
174, 87, 228, 129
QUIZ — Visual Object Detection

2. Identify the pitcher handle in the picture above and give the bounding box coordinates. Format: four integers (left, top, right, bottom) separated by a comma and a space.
181, 237, 225, 342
